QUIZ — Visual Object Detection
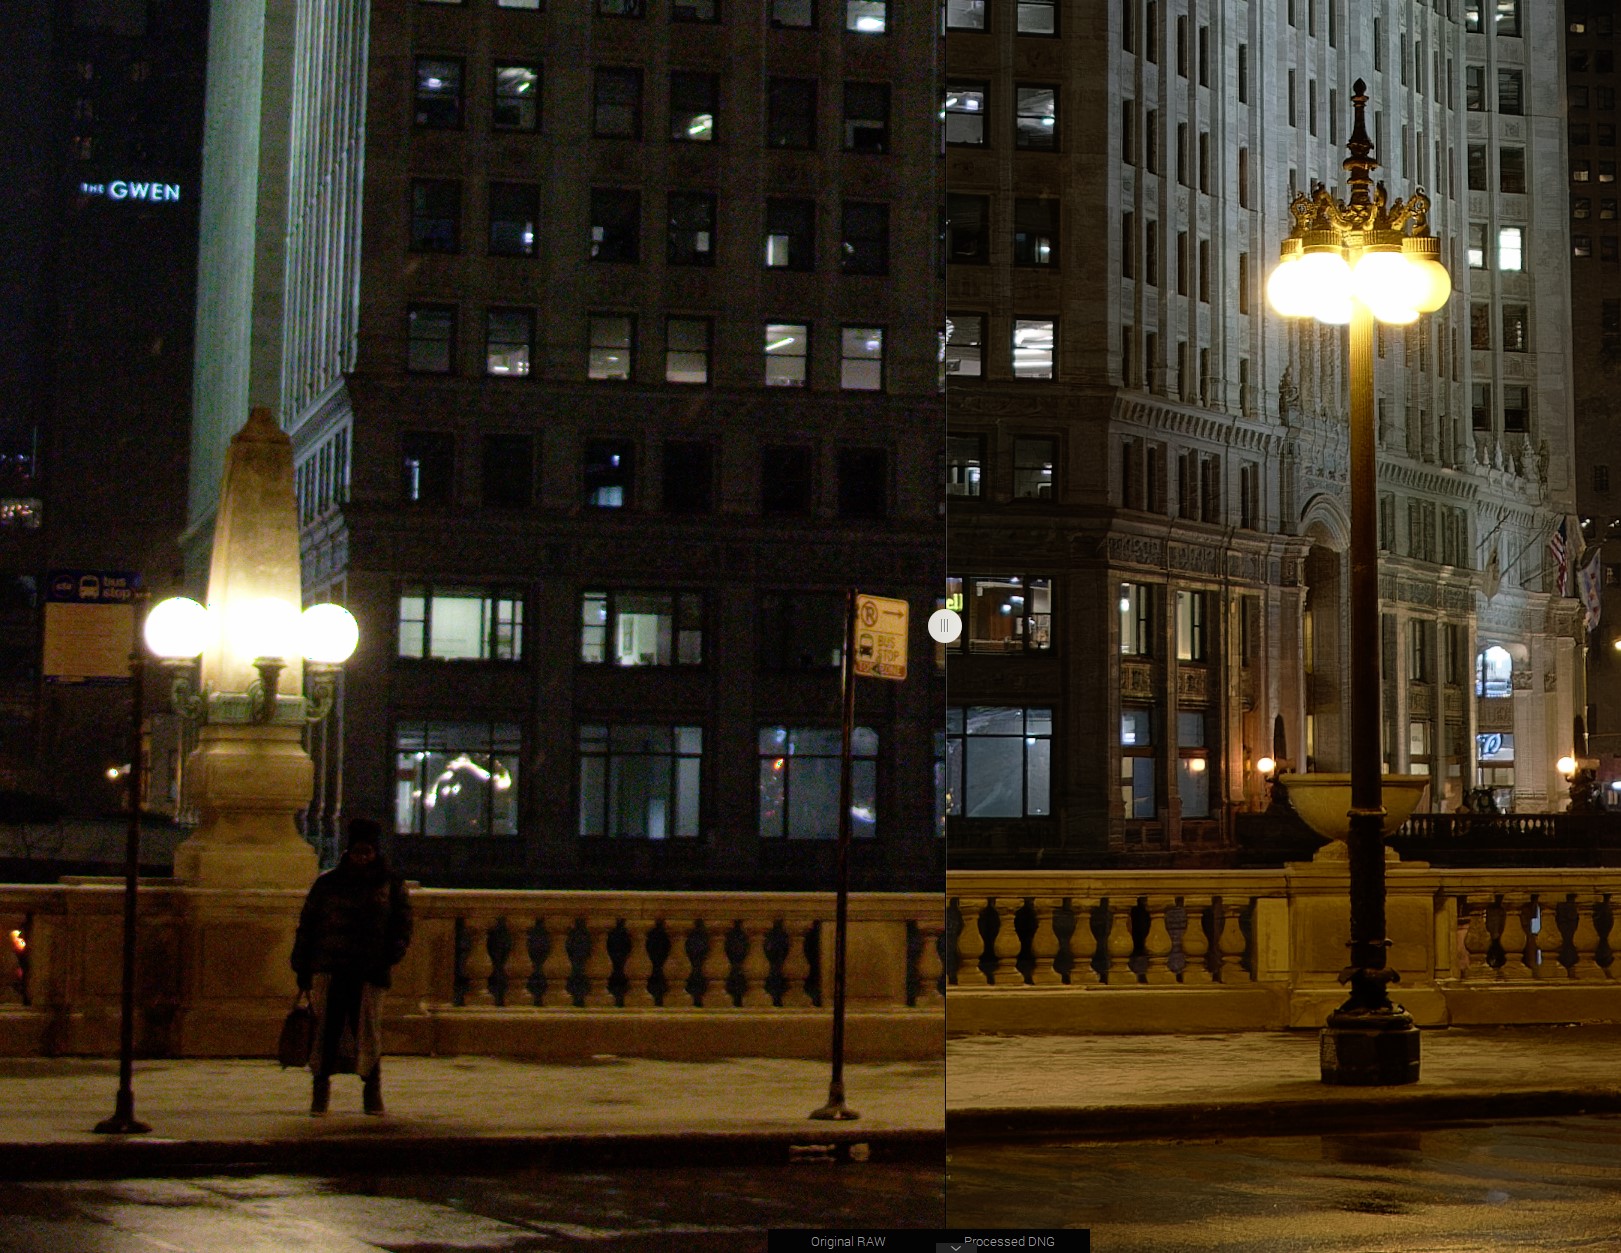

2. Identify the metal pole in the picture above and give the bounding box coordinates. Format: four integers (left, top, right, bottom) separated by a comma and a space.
95, 593, 151, 1134
811, 586, 860, 1120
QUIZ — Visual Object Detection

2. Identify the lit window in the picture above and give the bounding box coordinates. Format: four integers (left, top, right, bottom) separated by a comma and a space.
944, 312, 984, 378
1498, 225, 1523, 271
580, 591, 703, 665
398, 586, 524, 661
949, 575, 1052, 653
1017, 0, 1056, 34
758, 726, 879, 839
845, 0, 885, 33
588, 314, 634, 380
665, 317, 711, 384
395, 722, 520, 837
1012, 318, 1055, 380
1177, 711, 1210, 818
765, 198, 815, 270
484, 308, 533, 376
1175, 590, 1206, 661
493, 64, 540, 131
1119, 582, 1152, 655
1120, 708, 1156, 818
764, 322, 809, 386
670, 72, 716, 142
946, 436, 983, 496
945, 707, 1052, 817
578, 725, 703, 839
840, 325, 883, 390
414, 57, 464, 128
945, 0, 985, 29
1014, 85, 1058, 149
583, 440, 635, 507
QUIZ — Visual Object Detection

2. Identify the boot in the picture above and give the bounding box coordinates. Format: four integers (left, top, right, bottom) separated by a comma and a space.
362, 1064, 384, 1116
310, 1073, 330, 1116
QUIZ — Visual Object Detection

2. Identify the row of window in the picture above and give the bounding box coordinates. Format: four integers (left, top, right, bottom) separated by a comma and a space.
394, 719, 885, 841
942, 85, 1056, 149
408, 182, 891, 274
394, 430, 891, 517
418, 0, 888, 31
405, 307, 887, 391
942, 314, 1054, 381
946, 195, 1058, 267
395, 586, 857, 670
943, 0, 1055, 35
417, 62, 895, 152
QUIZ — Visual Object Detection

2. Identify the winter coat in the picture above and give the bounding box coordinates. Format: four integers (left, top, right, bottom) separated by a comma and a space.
291, 858, 413, 990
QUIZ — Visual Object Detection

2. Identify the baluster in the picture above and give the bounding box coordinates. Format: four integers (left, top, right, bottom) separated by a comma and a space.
1460, 897, 1492, 981
540, 915, 575, 1007
1498, 894, 1533, 981
1533, 895, 1565, 981
954, 898, 989, 986
671, 918, 702, 1007
463, 915, 497, 1007
914, 919, 945, 1007
505, 915, 538, 1007
1215, 899, 1247, 983
581, 915, 617, 1007
738, 917, 774, 1007
1028, 897, 1064, 986
1179, 897, 1213, 984
1069, 899, 1101, 986
1142, 896, 1177, 984
693, 915, 724, 1007
990, 898, 1024, 986
622, 917, 657, 1007
1104, 899, 1137, 985
1571, 893, 1606, 980
781, 917, 816, 1007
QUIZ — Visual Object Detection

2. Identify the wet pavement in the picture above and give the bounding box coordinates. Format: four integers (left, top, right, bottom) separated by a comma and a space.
0, 1160, 946, 1250
948, 1114, 1621, 1249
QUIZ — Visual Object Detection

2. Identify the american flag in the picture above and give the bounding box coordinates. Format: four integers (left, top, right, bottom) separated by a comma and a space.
1550, 518, 1570, 596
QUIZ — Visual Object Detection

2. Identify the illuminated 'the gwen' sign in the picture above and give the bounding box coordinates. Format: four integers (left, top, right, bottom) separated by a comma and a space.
78, 180, 182, 203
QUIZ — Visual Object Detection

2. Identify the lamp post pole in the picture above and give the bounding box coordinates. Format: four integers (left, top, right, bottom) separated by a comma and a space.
1268, 79, 1450, 1084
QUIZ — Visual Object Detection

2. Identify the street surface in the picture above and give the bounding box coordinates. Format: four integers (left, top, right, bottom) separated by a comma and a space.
0, 1161, 945, 1251
949, 1115, 1621, 1249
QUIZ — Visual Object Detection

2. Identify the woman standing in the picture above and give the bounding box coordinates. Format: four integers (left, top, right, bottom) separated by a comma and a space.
291, 818, 413, 1115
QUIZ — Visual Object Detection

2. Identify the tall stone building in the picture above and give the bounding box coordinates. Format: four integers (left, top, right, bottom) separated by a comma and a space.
186, 0, 945, 889
1565, 0, 1621, 776
945, 0, 1583, 867
0, 0, 204, 817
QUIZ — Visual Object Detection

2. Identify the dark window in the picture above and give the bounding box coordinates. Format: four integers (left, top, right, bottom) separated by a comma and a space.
1467, 144, 1486, 191
410, 179, 461, 253
1502, 304, 1528, 352
598, 0, 644, 14
944, 314, 984, 379
1014, 85, 1057, 149
593, 67, 642, 138
402, 431, 455, 504
673, 0, 718, 20
578, 724, 704, 838
762, 446, 814, 514
1013, 437, 1055, 498
583, 439, 635, 508
590, 189, 641, 262
765, 198, 815, 270
664, 317, 711, 383
662, 441, 713, 513
1503, 385, 1529, 432
667, 191, 715, 265
415, 57, 464, 128
947, 194, 989, 263
947, 707, 1053, 817
837, 449, 887, 518
488, 183, 538, 256
759, 593, 845, 670
670, 71, 717, 142
945, 83, 986, 146
482, 434, 534, 507
770, 0, 815, 27
1500, 147, 1525, 195
767, 78, 817, 148
1013, 198, 1058, 267
840, 201, 888, 274
492, 64, 540, 131
588, 314, 635, 380
843, 81, 889, 151
406, 304, 456, 373
1498, 69, 1523, 116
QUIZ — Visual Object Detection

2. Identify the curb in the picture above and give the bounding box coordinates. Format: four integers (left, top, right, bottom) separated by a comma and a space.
5, 1127, 946, 1181
946, 1088, 1621, 1143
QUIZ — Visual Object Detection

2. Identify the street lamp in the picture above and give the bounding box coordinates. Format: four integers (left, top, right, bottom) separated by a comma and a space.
1268, 80, 1448, 1086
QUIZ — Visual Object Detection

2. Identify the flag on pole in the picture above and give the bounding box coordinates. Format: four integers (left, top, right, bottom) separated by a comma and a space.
1483, 544, 1501, 602
1550, 518, 1570, 596
1577, 546, 1604, 632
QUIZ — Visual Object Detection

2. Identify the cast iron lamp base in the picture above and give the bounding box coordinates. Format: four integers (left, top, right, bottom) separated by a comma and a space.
1319, 967, 1421, 1085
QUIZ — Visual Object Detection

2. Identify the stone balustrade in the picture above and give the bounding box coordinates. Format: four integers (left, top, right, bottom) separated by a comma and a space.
947, 864, 1621, 1034
0, 883, 943, 1061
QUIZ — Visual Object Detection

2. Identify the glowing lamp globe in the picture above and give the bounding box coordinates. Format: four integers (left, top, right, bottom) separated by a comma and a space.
1266, 255, 1313, 318
144, 596, 212, 659
1401, 235, 1452, 313
232, 596, 302, 663
1351, 249, 1420, 325
1257, 756, 1277, 776
1295, 248, 1354, 324
299, 603, 359, 665
1558, 755, 1579, 778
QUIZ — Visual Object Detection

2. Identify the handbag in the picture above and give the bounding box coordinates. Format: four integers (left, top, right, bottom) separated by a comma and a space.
277, 992, 315, 1069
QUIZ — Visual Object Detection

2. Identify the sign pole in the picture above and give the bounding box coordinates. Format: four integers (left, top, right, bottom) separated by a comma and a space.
95, 591, 150, 1135
811, 585, 860, 1121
